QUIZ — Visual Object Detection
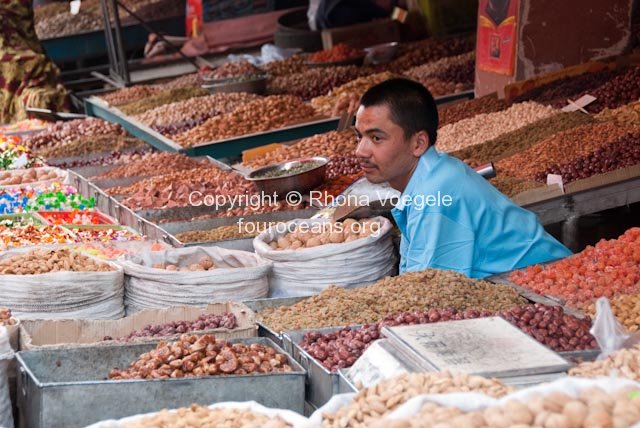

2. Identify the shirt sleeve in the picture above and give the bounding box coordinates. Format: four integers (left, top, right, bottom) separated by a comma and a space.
403, 209, 477, 277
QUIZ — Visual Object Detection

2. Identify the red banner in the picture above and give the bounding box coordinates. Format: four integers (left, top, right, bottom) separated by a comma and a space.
477, 0, 518, 76
186, 0, 203, 38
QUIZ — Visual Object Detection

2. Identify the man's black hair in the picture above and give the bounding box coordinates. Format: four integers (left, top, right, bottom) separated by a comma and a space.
360, 78, 438, 145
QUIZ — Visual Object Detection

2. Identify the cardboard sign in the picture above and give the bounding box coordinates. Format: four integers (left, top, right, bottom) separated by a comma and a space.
477, 0, 519, 75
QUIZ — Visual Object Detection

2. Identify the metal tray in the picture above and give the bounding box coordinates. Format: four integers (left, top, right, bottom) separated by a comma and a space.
17, 337, 306, 428
337, 368, 358, 393
242, 296, 311, 347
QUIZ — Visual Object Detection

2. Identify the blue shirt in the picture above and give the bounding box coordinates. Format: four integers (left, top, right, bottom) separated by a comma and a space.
391, 146, 572, 278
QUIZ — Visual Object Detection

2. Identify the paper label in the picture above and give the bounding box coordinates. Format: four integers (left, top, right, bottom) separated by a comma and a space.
562, 94, 597, 113
546, 173, 565, 194
70, 0, 81, 15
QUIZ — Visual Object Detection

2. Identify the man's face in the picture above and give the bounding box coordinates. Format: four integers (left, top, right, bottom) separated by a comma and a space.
354, 104, 426, 191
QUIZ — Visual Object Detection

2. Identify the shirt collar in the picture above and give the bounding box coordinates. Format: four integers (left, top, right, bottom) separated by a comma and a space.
393, 146, 440, 212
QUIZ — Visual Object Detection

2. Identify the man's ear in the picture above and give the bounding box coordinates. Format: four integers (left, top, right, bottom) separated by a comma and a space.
411, 130, 430, 157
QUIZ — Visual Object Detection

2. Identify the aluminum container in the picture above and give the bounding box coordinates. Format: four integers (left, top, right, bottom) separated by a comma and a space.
337, 368, 358, 393
242, 296, 310, 347
246, 157, 329, 195
17, 337, 305, 428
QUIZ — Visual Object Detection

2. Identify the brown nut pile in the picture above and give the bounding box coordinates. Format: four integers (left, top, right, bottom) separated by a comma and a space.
417, 78, 470, 98
134, 93, 262, 130
123, 404, 292, 428
404, 52, 475, 83
496, 122, 640, 181
161, 73, 202, 91
258, 269, 527, 331
100, 85, 162, 106
267, 66, 364, 101
438, 94, 508, 128
174, 96, 317, 147
535, 132, 640, 184
153, 255, 216, 272
203, 61, 263, 80
437, 102, 559, 153
570, 344, 640, 380
310, 72, 397, 116
0, 168, 63, 186
488, 175, 543, 198
0, 308, 16, 326
268, 219, 381, 251
40, 135, 146, 159
108, 313, 238, 342
263, 55, 307, 77
199, 200, 307, 219
108, 334, 293, 379
96, 153, 206, 180
22, 118, 124, 150
176, 222, 267, 243
35, 8, 101, 39
585, 293, 640, 332
244, 130, 357, 169
380, 386, 640, 428
0, 248, 114, 274
582, 65, 640, 113
597, 100, 640, 127
322, 372, 512, 428
48, 148, 153, 170
451, 111, 594, 164
118, 87, 209, 116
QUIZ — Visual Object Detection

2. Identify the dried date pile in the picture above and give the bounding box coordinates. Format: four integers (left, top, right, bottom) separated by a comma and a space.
437, 95, 508, 128
267, 66, 364, 100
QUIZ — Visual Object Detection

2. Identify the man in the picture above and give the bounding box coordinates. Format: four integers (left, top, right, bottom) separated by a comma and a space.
354, 78, 572, 278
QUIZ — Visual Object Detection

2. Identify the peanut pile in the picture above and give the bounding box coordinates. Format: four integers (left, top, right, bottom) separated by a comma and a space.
123, 405, 292, 428
437, 102, 559, 153
22, 118, 124, 150
153, 255, 216, 272
174, 96, 317, 147
0, 168, 63, 186
258, 269, 527, 331
597, 100, 640, 127
0, 248, 114, 274
118, 88, 209, 116
203, 61, 263, 80
108, 334, 293, 379
322, 372, 512, 428
100, 85, 162, 106
268, 219, 381, 251
585, 293, 640, 332
570, 344, 640, 380
263, 55, 307, 77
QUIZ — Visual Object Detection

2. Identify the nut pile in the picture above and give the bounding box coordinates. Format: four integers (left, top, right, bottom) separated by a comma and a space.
100, 85, 162, 106
309, 174, 363, 203
108, 313, 238, 342
570, 344, 640, 380
0, 248, 114, 274
174, 96, 317, 147
488, 175, 543, 198
194, 200, 306, 220
0, 224, 73, 247
431, 57, 475, 85
123, 405, 292, 428
203, 61, 263, 80
0, 169, 63, 186
322, 372, 512, 428
267, 66, 363, 100
176, 222, 266, 243
95, 153, 206, 180
326, 155, 361, 179
41, 135, 146, 159
308, 44, 362, 63
161, 73, 202, 90
108, 334, 293, 379
263, 55, 307, 77
310, 72, 397, 116
581, 65, 640, 113
438, 95, 508, 128
153, 255, 216, 272
118, 87, 209, 116
380, 386, 640, 428
497, 122, 640, 181
134, 92, 262, 131
48, 148, 153, 169
436, 102, 559, 153
258, 269, 527, 331
70, 227, 141, 243
510, 227, 640, 306
584, 293, 640, 332
0, 308, 16, 326
22, 118, 124, 150
535, 132, 640, 184
404, 52, 475, 83
451, 111, 593, 164
268, 219, 381, 251
244, 131, 358, 169
378, 35, 476, 73
597, 100, 640, 126
417, 78, 469, 98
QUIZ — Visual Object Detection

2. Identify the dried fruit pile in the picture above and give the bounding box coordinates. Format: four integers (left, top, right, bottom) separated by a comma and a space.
108, 313, 238, 341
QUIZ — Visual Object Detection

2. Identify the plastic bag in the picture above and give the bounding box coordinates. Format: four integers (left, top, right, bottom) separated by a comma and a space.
253, 217, 397, 297
120, 246, 272, 313
590, 297, 640, 359
83, 401, 311, 428
0, 327, 14, 428
226, 44, 302, 65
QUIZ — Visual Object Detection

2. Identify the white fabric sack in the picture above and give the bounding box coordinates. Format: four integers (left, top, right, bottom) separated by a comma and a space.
0, 327, 15, 428
83, 400, 312, 428
120, 246, 272, 313
0, 249, 124, 320
253, 217, 397, 297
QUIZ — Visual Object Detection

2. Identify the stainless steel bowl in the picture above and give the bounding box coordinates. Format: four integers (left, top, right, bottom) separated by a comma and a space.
247, 157, 330, 195
364, 42, 399, 64
201, 74, 269, 95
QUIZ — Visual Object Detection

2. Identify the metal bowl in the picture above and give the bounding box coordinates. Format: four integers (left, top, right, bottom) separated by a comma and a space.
247, 157, 330, 195
364, 42, 399, 64
201, 74, 269, 95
